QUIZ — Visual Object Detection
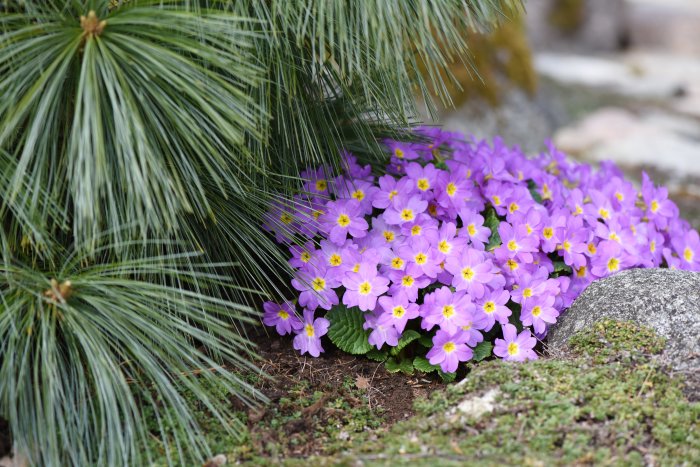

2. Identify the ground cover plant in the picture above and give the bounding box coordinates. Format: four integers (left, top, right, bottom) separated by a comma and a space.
315, 320, 700, 466
262, 128, 700, 377
126, 321, 700, 465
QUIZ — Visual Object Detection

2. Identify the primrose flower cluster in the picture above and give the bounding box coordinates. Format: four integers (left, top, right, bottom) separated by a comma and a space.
262, 128, 699, 373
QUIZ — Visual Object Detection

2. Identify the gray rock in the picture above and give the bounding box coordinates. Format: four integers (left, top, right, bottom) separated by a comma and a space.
548, 268, 700, 373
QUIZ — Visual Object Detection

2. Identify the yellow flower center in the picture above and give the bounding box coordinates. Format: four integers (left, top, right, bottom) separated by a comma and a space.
417, 178, 430, 191
599, 208, 610, 220
542, 184, 552, 200
401, 275, 414, 287
329, 253, 342, 266
438, 240, 451, 253
352, 263, 360, 273
305, 324, 315, 337
400, 209, 415, 221
649, 241, 656, 253
492, 195, 501, 206
509, 202, 519, 214
576, 266, 587, 278
526, 224, 533, 235
392, 306, 406, 318
394, 148, 404, 159
561, 240, 572, 252
588, 243, 597, 254
315, 179, 328, 191
352, 189, 365, 201
301, 252, 311, 263
507, 342, 519, 356
312, 277, 326, 291
650, 200, 660, 213
523, 288, 533, 298
615, 192, 624, 202
684, 247, 694, 262
358, 281, 372, 295
507, 258, 519, 271
411, 225, 422, 236
507, 240, 518, 252
461, 267, 475, 281
337, 214, 351, 227
467, 224, 477, 236
531, 306, 542, 317
575, 205, 583, 216
483, 301, 495, 313
414, 253, 427, 265
383, 230, 395, 242
312, 210, 323, 220
446, 182, 457, 196
280, 213, 293, 225
391, 257, 405, 269
607, 257, 620, 272
277, 310, 289, 320
438, 304, 455, 319
389, 189, 398, 200
442, 341, 456, 353
543, 227, 554, 239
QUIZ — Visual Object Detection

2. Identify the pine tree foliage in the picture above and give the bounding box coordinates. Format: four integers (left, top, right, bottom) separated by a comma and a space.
0, 0, 522, 464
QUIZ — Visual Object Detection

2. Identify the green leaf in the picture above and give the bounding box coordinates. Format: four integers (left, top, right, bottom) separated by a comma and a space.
552, 260, 573, 276
390, 329, 421, 356
366, 348, 389, 362
327, 305, 373, 355
527, 179, 544, 204
484, 207, 502, 251
413, 356, 439, 373
385, 357, 414, 375
417, 334, 435, 348
473, 341, 494, 362
439, 370, 457, 383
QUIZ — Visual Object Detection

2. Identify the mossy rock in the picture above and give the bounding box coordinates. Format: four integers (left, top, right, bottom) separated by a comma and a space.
548, 268, 700, 373
568, 319, 666, 360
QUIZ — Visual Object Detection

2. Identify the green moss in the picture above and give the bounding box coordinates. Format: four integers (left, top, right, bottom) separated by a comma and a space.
423, 11, 537, 108
568, 319, 667, 360
317, 322, 698, 466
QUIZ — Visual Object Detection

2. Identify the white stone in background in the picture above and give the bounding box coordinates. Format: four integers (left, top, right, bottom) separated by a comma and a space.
535, 52, 700, 101
627, 0, 700, 55
554, 107, 700, 177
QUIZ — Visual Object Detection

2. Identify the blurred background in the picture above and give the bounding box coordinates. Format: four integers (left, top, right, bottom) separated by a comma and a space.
428, 0, 700, 228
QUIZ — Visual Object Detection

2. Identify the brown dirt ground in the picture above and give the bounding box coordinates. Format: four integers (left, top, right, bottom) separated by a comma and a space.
234, 332, 442, 459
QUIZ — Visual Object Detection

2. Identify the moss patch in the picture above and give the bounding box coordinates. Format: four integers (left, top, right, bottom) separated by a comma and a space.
568, 319, 667, 360
314, 321, 699, 465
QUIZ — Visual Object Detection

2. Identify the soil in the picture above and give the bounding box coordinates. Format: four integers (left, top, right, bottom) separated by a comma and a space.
236, 331, 441, 460
0, 417, 10, 459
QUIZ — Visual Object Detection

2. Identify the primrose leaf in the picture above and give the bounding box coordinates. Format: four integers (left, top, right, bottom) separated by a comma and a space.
327, 305, 373, 355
